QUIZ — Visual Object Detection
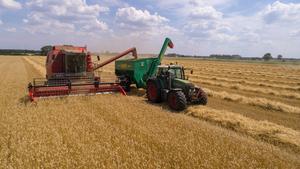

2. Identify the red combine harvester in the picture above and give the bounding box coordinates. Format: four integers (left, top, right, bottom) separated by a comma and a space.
28, 45, 137, 101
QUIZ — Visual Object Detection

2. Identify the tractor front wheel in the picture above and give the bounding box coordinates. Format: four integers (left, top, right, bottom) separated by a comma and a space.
194, 88, 208, 105
146, 80, 162, 103
167, 91, 187, 111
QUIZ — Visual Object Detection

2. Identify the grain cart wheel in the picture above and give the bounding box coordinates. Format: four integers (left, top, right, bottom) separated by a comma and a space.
120, 76, 131, 92
146, 80, 162, 103
194, 88, 208, 105
168, 90, 187, 111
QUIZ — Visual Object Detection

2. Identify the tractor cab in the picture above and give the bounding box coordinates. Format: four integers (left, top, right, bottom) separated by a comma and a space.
157, 64, 190, 80
158, 65, 183, 79
156, 64, 195, 92
147, 63, 207, 111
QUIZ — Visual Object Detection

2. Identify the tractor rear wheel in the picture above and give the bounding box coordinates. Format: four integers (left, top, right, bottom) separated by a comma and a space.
146, 80, 162, 103
167, 90, 187, 111
195, 88, 208, 105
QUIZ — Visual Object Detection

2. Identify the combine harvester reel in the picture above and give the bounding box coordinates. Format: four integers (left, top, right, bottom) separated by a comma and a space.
28, 46, 137, 101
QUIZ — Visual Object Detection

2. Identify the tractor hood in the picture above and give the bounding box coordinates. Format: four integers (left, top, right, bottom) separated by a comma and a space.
172, 78, 195, 89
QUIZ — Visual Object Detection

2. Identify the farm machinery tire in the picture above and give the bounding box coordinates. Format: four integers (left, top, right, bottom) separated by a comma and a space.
194, 88, 208, 105
121, 81, 131, 92
168, 90, 187, 111
146, 80, 162, 103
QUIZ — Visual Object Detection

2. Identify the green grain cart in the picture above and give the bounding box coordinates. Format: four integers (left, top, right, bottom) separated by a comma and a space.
115, 38, 207, 111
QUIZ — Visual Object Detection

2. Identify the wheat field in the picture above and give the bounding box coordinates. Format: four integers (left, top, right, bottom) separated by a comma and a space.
0, 56, 299, 168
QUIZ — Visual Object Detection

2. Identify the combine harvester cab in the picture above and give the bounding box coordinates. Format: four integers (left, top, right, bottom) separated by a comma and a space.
28, 45, 137, 101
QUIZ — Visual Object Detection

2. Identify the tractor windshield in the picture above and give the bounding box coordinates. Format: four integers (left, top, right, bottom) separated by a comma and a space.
169, 68, 183, 79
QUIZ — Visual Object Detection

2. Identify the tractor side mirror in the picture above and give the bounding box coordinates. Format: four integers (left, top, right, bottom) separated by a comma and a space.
97, 55, 100, 61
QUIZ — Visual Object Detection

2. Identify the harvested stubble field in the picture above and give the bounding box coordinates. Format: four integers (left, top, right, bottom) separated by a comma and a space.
0, 56, 299, 168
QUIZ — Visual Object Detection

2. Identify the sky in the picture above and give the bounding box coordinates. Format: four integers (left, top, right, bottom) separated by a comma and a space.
0, 0, 300, 58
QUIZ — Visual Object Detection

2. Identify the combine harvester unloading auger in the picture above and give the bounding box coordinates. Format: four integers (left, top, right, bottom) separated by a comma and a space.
28, 45, 137, 101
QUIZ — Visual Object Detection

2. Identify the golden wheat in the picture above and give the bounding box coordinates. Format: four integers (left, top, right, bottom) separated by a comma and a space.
181, 63, 300, 82
192, 78, 300, 100
190, 70, 300, 86
192, 74, 300, 91
204, 88, 300, 114
23, 57, 45, 75
186, 106, 300, 152
1, 57, 299, 168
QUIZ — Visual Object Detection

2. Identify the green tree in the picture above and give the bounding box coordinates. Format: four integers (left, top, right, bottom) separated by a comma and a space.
41, 45, 52, 56
263, 53, 272, 61
277, 54, 283, 60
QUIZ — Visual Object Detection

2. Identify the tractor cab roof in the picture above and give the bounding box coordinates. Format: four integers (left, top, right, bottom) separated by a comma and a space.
158, 64, 183, 69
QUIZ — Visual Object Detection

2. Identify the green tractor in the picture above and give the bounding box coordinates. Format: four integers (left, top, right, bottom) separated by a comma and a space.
146, 64, 207, 111
115, 38, 207, 111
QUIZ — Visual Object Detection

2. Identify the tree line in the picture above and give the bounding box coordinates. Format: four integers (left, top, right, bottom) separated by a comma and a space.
0, 45, 52, 56
167, 53, 287, 61
262, 53, 283, 61
0, 49, 41, 55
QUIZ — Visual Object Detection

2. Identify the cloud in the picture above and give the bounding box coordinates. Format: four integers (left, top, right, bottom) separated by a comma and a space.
290, 30, 300, 37
24, 0, 109, 34
183, 4, 237, 42
98, 0, 128, 7
0, 0, 22, 10
116, 7, 168, 28
189, 6, 223, 20
5, 27, 16, 32
262, 1, 300, 24
115, 7, 177, 37
155, 0, 233, 8
188, 0, 233, 7
0, 19, 2, 25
